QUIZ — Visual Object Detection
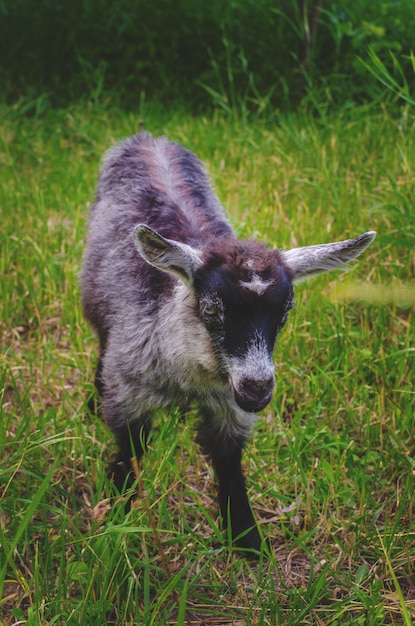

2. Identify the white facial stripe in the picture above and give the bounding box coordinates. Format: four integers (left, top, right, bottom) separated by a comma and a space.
239, 273, 274, 295
228, 333, 275, 391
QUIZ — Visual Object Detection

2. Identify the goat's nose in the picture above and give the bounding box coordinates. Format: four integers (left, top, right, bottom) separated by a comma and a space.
235, 376, 274, 412
234, 376, 275, 412
241, 377, 274, 399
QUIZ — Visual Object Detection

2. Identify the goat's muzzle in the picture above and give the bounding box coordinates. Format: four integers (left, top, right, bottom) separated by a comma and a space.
234, 376, 275, 413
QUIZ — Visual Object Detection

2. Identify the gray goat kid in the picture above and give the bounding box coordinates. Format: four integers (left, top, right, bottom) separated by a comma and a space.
80, 132, 375, 553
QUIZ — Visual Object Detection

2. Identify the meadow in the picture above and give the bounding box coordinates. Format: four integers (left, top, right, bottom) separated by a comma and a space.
1, 101, 414, 624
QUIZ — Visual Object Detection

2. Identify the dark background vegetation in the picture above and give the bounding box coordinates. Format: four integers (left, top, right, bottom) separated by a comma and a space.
1, 0, 414, 113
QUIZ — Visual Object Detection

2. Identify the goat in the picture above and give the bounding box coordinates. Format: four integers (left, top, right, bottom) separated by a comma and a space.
80, 131, 375, 552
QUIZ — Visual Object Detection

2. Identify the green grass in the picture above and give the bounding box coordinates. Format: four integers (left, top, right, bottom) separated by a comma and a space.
1, 101, 414, 625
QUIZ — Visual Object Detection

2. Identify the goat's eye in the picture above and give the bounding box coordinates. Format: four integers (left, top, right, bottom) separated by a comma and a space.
200, 298, 223, 329
203, 304, 217, 316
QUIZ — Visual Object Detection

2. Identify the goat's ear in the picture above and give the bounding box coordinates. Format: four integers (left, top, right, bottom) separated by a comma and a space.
281, 231, 376, 283
133, 224, 202, 286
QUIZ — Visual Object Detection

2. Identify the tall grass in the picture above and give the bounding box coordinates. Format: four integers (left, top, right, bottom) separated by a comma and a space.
1, 101, 414, 624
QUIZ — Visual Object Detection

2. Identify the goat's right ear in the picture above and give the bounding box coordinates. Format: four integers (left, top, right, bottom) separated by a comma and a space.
133, 224, 202, 287
281, 231, 376, 283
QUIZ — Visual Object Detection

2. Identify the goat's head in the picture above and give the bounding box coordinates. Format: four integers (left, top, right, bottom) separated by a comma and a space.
133, 225, 375, 413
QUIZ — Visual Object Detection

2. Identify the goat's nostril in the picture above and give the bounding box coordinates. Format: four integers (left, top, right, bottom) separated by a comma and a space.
242, 377, 274, 399
243, 379, 262, 397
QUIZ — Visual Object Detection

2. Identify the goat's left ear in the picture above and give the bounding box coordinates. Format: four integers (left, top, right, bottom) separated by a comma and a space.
282, 231, 376, 283
133, 224, 202, 286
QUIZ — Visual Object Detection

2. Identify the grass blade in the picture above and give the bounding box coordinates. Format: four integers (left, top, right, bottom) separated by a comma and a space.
0, 459, 58, 602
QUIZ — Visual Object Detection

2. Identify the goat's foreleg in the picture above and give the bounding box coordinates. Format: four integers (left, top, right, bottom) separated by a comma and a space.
197, 413, 262, 552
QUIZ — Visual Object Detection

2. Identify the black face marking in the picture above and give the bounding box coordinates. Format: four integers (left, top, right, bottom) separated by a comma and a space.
196, 261, 294, 361
222, 280, 293, 358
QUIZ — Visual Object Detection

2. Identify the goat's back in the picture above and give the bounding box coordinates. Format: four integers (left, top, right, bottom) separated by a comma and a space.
96, 132, 232, 243
80, 132, 233, 339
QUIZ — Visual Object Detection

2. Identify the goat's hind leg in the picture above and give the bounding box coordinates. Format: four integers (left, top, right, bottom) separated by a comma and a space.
108, 416, 152, 508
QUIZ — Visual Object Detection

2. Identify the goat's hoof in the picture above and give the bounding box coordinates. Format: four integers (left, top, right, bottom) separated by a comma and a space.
229, 527, 271, 558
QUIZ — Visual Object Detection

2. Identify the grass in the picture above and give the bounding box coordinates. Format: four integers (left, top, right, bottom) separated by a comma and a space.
1, 100, 414, 625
